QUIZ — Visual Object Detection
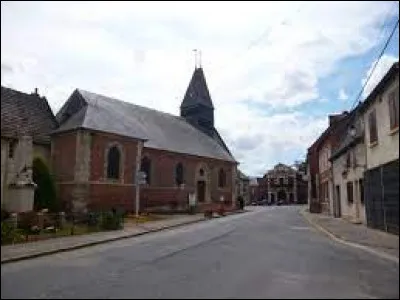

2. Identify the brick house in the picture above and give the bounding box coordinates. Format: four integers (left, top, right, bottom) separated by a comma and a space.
51, 67, 237, 213
307, 112, 350, 214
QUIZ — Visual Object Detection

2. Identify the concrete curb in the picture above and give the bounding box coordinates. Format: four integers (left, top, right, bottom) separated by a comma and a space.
1, 209, 248, 264
299, 209, 399, 264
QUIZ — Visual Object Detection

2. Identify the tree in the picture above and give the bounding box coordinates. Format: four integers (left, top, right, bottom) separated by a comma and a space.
293, 160, 307, 174
32, 157, 59, 212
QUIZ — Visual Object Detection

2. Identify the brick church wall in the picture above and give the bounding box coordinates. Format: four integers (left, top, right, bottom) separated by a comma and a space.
52, 130, 236, 213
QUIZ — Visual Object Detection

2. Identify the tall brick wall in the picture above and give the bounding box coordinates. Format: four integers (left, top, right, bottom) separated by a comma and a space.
52, 132, 76, 182
140, 147, 235, 207
89, 184, 136, 211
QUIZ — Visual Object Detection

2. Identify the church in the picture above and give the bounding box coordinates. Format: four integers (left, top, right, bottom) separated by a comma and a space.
52, 66, 238, 213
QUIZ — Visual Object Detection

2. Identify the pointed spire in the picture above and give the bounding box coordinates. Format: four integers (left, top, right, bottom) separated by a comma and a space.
180, 67, 214, 109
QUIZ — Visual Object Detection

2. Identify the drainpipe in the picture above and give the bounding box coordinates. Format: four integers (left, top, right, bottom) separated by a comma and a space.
354, 148, 361, 224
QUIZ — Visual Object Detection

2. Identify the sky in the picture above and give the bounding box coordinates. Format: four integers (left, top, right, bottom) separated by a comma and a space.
1, 1, 399, 177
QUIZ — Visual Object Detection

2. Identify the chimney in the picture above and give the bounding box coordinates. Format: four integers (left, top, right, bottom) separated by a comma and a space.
329, 111, 348, 126
33, 88, 38, 96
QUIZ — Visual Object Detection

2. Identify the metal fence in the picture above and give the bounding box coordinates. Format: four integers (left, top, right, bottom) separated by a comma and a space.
365, 159, 399, 235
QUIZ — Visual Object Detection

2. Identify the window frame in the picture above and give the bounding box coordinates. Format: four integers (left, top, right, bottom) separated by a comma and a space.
368, 109, 378, 145
347, 181, 354, 204
388, 89, 399, 130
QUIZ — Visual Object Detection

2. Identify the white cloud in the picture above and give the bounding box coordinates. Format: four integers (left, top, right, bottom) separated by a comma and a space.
338, 88, 349, 101
362, 54, 399, 98
1, 1, 398, 175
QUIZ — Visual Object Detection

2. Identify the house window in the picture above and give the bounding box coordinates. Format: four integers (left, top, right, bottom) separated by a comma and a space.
279, 177, 284, 186
107, 146, 121, 179
368, 109, 378, 144
218, 168, 226, 188
359, 179, 364, 204
347, 181, 354, 204
388, 89, 399, 130
175, 163, 184, 185
346, 152, 351, 169
8, 140, 17, 159
140, 156, 152, 185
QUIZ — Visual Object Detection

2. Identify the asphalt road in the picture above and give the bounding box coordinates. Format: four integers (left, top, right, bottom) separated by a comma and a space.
1, 206, 399, 299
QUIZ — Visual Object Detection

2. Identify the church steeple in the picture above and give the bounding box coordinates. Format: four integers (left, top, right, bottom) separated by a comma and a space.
180, 66, 215, 135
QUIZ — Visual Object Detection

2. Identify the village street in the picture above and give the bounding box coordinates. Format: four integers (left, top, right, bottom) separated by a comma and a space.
1, 206, 398, 299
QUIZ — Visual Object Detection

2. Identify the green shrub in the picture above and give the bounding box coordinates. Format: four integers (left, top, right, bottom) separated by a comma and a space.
87, 212, 101, 227
100, 211, 124, 230
32, 157, 59, 212
1, 222, 25, 245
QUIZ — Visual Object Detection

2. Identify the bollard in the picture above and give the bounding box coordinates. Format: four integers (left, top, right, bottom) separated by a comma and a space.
58, 212, 66, 229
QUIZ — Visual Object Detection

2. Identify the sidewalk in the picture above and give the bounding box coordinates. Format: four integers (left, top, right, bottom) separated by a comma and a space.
1, 214, 206, 264
1, 210, 247, 264
301, 209, 399, 261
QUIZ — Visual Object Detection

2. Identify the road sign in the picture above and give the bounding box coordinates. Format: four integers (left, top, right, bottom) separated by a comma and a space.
137, 171, 147, 185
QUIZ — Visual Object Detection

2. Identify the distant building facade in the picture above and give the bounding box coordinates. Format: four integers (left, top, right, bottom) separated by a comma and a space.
264, 163, 307, 204
236, 170, 250, 204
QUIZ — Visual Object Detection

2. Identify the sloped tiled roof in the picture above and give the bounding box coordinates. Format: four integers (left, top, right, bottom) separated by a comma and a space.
54, 89, 236, 162
237, 169, 249, 180
1, 86, 58, 144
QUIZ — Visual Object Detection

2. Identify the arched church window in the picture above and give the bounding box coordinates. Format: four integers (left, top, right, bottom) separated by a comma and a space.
218, 168, 226, 188
175, 163, 184, 185
107, 146, 121, 179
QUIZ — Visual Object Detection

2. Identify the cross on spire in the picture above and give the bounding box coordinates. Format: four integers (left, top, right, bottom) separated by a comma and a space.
193, 49, 202, 69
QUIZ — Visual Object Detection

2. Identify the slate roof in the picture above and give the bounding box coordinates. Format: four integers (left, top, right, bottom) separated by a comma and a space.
181, 68, 214, 109
1, 86, 58, 144
237, 169, 249, 180
54, 89, 236, 162
359, 62, 399, 113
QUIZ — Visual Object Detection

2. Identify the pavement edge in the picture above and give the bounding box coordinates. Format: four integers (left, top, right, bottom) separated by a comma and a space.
1, 209, 248, 264
299, 208, 399, 264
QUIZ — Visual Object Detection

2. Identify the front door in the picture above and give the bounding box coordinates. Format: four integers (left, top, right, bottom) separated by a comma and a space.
278, 190, 286, 203
197, 181, 206, 203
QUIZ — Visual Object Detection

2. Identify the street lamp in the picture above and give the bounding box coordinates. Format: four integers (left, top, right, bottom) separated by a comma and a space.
349, 124, 357, 138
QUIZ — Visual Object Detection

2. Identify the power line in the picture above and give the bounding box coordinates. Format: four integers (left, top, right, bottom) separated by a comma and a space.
349, 16, 399, 111
212, 4, 303, 92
